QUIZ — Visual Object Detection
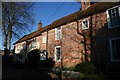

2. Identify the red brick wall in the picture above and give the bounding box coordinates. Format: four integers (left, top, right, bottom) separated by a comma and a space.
43, 22, 86, 68
40, 32, 47, 50
91, 12, 109, 63
14, 5, 120, 67
61, 22, 85, 68
76, 12, 111, 64
91, 12, 120, 64
47, 29, 55, 58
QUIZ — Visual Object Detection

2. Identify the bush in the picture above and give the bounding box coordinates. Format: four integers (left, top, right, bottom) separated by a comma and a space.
39, 58, 55, 68
62, 67, 75, 71
27, 49, 40, 66
74, 62, 97, 74
78, 73, 106, 80
46, 58, 55, 68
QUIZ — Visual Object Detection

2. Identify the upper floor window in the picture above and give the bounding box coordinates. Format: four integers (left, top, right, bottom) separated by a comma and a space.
17, 44, 21, 51
31, 38, 36, 48
55, 27, 62, 40
42, 36, 46, 43
82, 18, 89, 30
55, 46, 61, 61
106, 6, 120, 28
109, 38, 120, 61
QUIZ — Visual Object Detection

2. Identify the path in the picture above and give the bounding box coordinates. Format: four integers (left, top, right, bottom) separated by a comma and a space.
2, 65, 52, 80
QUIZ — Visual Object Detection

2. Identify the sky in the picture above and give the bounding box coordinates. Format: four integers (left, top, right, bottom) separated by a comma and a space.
0, 2, 2, 50
0, 2, 81, 50
32, 2, 80, 31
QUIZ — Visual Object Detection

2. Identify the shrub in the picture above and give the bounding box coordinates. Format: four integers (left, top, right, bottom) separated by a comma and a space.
46, 58, 55, 68
39, 58, 55, 68
74, 62, 97, 74
62, 67, 75, 71
78, 73, 106, 80
27, 49, 40, 66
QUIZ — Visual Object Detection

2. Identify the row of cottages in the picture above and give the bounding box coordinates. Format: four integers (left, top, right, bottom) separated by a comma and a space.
14, 2, 120, 68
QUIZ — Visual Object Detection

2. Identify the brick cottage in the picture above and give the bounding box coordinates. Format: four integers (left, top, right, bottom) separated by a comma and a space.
14, 2, 120, 68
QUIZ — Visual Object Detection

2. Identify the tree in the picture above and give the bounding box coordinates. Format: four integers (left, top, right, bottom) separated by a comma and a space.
2, 2, 35, 50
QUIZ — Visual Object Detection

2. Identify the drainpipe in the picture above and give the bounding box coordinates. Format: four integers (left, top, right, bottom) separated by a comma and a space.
76, 15, 93, 62
76, 20, 88, 62
46, 27, 48, 60
25, 40, 29, 63
60, 28, 63, 80
89, 16, 93, 62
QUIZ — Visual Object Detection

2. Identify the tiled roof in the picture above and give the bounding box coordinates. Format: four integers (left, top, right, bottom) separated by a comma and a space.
14, 2, 120, 44
14, 30, 42, 44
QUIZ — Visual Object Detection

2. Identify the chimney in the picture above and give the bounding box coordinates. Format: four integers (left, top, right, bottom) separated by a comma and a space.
81, 0, 90, 11
38, 21, 42, 30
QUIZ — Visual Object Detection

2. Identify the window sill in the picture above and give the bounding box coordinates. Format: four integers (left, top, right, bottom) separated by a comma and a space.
55, 39, 62, 41
55, 60, 61, 62
82, 27, 89, 30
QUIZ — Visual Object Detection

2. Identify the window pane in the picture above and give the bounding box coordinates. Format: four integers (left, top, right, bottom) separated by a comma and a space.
56, 27, 61, 40
82, 19, 89, 30
42, 36, 46, 43
40, 52, 46, 60
31, 39, 36, 48
111, 39, 120, 61
56, 48, 60, 60
55, 47, 61, 61
108, 7, 120, 27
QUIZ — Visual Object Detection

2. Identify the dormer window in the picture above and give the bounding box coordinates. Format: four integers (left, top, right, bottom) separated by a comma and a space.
106, 6, 120, 28
82, 18, 89, 30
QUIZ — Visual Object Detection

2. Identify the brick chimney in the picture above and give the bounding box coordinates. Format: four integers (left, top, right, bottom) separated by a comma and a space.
81, 0, 90, 11
38, 21, 42, 30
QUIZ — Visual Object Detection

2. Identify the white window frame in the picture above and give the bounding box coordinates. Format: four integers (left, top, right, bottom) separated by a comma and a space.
31, 38, 36, 48
40, 51, 46, 60
106, 6, 120, 28
55, 46, 61, 62
109, 38, 120, 61
55, 26, 62, 40
17, 44, 21, 51
29, 38, 36, 51
42, 36, 46, 43
82, 18, 89, 30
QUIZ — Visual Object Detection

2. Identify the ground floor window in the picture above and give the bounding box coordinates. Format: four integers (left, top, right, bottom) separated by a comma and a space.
109, 38, 120, 61
40, 51, 47, 60
55, 46, 61, 61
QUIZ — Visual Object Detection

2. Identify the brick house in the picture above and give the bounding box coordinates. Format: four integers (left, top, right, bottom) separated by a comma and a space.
14, 2, 120, 68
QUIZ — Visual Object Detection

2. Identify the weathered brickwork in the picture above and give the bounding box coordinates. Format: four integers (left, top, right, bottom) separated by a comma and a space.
41, 32, 47, 50
47, 29, 55, 58
14, 2, 120, 68
61, 22, 84, 67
